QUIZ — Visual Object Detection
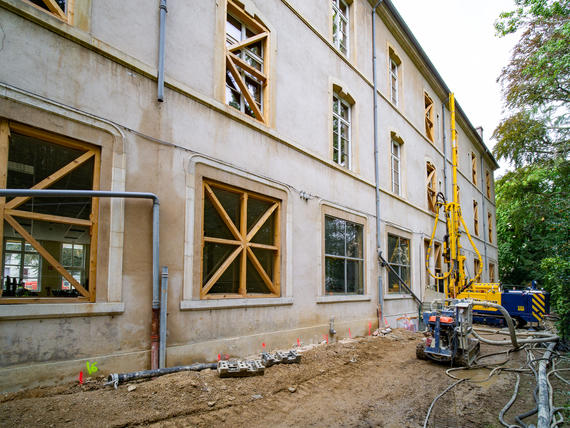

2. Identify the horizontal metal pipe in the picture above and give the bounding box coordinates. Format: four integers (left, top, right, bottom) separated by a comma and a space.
107, 363, 217, 387
0, 189, 158, 202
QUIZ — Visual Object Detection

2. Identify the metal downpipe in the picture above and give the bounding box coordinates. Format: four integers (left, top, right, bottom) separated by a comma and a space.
159, 266, 168, 368
157, 0, 168, 102
0, 189, 162, 370
371, 0, 384, 325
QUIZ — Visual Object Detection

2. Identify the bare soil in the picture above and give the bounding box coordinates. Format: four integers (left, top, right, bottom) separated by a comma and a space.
1, 329, 568, 427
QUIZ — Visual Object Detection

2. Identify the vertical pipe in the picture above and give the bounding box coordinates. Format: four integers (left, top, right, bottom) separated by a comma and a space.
449, 93, 460, 297
157, 0, 168, 102
441, 105, 448, 198
159, 266, 168, 368
480, 156, 488, 280
371, 0, 384, 323
151, 200, 160, 370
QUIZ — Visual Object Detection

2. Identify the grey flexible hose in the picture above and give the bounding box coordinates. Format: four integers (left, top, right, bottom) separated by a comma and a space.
423, 379, 466, 428
498, 372, 521, 428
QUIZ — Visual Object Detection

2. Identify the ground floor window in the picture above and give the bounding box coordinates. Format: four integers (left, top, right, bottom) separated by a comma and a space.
201, 180, 281, 298
324, 215, 364, 294
387, 234, 410, 294
0, 121, 99, 302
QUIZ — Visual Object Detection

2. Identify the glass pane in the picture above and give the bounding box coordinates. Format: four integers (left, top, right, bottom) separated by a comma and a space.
226, 83, 241, 111
61, 243, 73, 266
202, 243, 240, 287
250, 210, 275, 245
333, 147, 339, 164
208, 253, 240, 293
73, 245, 84, 267
226, 14, 242, 44
388, 269, 401, 293
24, 242, 37, 253
5, 253, 21, 265
325, 216, 345, 256
5, 240, 21, 252
340, 123, 349, 139
333, 98, 339, 114
325, 257, 345, 293
333, 133, 339, 152
245, 76, 262, 105
204, 192, 236, 240
247, 197, 272, 233
246, 258, 271, 294
246, 42, 262, 59
345, 222, 362, 258
250, 247, 274, 280
340, 104, 349, 121
346, 260, 363, 294
211, 186, 241, 231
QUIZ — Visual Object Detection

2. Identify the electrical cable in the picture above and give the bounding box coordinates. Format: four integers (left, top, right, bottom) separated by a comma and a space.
422, 378, 466, 428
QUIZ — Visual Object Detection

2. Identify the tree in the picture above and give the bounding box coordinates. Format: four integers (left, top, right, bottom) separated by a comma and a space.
493, 0, 569, 336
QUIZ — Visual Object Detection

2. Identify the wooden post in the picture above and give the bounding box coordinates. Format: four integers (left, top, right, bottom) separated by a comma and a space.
0, 121, 9, 297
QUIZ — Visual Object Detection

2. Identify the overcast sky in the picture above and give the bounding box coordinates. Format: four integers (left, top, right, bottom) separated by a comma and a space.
390, 0, 518, 175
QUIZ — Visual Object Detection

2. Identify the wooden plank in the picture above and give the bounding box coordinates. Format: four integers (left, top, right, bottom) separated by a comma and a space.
273, 202, 281, 294
228, 51, 267, 83
6, 150, 95, 210
8, 122, 95, 152
227, 0, 267, 33
239, 193, 247, 295
246, 246, 277, 294
205, 181, 277, 204
204, 236, 242, 246
0, 121, 10, 298
5, 214, 90, 298
42, 0, 67, 19
6, 209, 92, 227
249, 242, 278, 251
201, 245, 243, 297
226, 54, 264, 122
204, 183, 241, 240
88, 149, 100, 303
245, 202, 277, 242
228, 32, 268, 54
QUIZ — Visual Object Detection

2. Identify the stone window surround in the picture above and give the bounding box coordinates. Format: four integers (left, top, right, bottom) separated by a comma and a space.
384, 224, 414, 300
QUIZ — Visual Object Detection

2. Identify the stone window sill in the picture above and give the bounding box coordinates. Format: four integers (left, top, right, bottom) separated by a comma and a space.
316, 295, 372, 304
0, 302, 125, 320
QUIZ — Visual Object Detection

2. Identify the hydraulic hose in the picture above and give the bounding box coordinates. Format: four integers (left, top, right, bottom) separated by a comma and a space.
106, 362, 217, 388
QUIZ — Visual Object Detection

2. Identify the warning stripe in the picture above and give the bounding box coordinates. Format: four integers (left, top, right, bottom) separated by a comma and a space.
533, 312, 543, 321
534, 293, 545, 305
533, 296, 545, 312
532, 304, 544, 315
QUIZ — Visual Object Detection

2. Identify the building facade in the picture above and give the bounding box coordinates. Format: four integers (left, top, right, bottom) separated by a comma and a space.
0, 0, 498, 391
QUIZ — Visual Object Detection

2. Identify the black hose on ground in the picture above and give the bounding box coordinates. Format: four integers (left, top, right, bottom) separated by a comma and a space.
106, 363, 217, 388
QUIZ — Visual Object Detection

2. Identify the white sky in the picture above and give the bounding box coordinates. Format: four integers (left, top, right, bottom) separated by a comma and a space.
390, 0, 518, 175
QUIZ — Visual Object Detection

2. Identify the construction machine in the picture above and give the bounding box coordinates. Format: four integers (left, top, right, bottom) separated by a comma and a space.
416, 93, 550, 365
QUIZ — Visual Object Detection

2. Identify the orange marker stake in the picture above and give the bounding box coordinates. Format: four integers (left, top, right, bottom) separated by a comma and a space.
262, 342, 266, 350
348, 328, 352, 338
217, 353, 221, 361
368, 322, 372, 336
297, 338, 301, 347
78, 371, 83, 385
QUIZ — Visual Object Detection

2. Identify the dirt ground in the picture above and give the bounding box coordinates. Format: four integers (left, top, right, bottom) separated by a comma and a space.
1, 329, 568, 427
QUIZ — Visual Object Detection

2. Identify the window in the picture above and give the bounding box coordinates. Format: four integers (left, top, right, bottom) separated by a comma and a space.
387, 234, 410, 293
424, 92, 434, 143
473, 200, 479, 236
324, 215, 364, 294
332, 0, 349, 55
0, 121, 99, 303
489, 262, 496, 283
390, 59, 399, 105
391, 139, 401, 195
488, 212, 493, 243
426, 162, 437, 213
471, 152, 478, 185
485, 170, 491, 199
201, 180, 281, 298
225, 1, 269, 123
332, 93, 351, 168
22, 0, 72, 23
474, 258, 481, 280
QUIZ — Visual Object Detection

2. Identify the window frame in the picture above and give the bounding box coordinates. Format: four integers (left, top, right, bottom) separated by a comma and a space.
424, 92, 435, 143
0, 120, 100, 304
473, 200, 479, 236
471, 152, 478, 185
391, 139, 401, 196
332, 93, 352, 169
488, 212, 493, 244
21, 0, 73, 23
323, 214, 365, 295
332, 0, 350, 56
485, 170, 491, 199
225, 0, 270, 123
387, 233, 411, 295
489, 262, 496, 283
390, 58, 399, 106
2, 238, 41, 293
426, 162, 437, 213
199, 179, 281, 299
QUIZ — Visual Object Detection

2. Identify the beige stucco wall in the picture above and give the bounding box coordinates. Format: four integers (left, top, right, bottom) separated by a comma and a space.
0, 0, 498, 392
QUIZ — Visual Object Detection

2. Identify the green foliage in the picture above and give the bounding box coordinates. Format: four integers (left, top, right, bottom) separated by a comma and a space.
495, 0, 570, 36
540, 257, 570, 338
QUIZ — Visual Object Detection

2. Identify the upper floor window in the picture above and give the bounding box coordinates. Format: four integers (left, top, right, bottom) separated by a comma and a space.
390, 59, 399, 105
485, 170, 491, 198
23, 0, 71, 22
201, 180, 281, 298
387, 234, 410, 294
324, 215, 364, 294
225, 2, 269, 123
471, 152, 478, 185
332, 0, 349, 55
426, 162, 437, 213
489, 262, 496, 283
488, 212, 493, 243
473, 200, 479, 236
391, 139, 401, 195
424, 92, 434, 143
332, 93, 351, 168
